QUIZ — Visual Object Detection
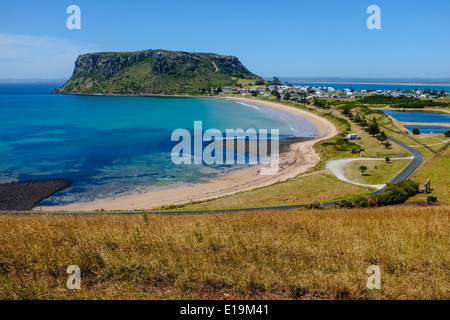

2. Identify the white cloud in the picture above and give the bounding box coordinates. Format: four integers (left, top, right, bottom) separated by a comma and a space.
0, 33, 100, 79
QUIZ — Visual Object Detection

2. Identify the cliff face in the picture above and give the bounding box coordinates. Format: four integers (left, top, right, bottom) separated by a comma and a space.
57, 50, 262, 95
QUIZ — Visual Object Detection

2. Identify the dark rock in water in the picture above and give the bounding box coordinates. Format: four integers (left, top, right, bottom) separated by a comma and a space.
0, 180, 72, 211
218, 136, 313, 156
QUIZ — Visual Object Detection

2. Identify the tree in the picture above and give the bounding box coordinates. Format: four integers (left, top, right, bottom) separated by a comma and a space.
384, 141, 392, 149
255, 79, 265, 85
368, 123, 380, 136
378, 131, 388, 144
359, 165, 368, 176
250, 91, 258, 97
444, 130, 450, 137
269, 77, 281, 85
272, 90, 281, 100
299, 92, 307, 103
216, 86, 222, 93
360, 120, 368, 129
313, 98, 326, 108
441, 88, 446, 96
385, 156, 390, 163
341, 106, 351, 116
284, 92, 291, 101
412, 128, 420, 135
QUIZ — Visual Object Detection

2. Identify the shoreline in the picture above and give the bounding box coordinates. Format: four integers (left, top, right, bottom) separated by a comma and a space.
373, 107, 450, 133
373, 106, 450, 114
289, 82, 450, 86
38, 98, 337, 212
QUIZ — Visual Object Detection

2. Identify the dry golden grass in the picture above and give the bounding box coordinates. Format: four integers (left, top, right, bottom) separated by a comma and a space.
0, 206, 448, 300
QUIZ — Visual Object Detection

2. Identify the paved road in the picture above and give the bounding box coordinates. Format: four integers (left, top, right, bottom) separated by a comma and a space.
385, 135, 423, 185
0, 135, 423, 216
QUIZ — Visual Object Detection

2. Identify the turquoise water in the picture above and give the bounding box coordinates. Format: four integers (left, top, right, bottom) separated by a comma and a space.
0, 84, 316, 206
376, 109, 450, 123
404, 125, 450, 134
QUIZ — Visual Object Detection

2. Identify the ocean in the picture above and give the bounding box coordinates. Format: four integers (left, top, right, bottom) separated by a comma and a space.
0, 84, 316, 206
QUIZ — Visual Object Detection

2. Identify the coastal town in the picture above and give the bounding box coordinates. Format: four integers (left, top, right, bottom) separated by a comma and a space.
220, 82, 449, 101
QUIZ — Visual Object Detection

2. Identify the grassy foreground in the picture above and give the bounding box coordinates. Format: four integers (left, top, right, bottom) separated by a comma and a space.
0, 206, 448, 300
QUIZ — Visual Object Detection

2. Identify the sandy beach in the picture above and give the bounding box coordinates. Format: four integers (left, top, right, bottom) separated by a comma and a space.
39, 98, 337, 212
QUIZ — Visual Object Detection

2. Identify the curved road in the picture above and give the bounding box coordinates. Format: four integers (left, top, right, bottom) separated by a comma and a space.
326, 156, 414, 191
0, 136, 423, 216
384, 135, 423, 183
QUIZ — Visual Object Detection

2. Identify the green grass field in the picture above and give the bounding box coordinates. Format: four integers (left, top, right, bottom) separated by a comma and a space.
344, 159, 412, 185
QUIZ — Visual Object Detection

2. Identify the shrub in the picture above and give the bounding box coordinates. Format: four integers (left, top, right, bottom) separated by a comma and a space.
339, 199, 354, 208
444, 130, 450, 137
396, 180, 420, 197
339, 180, 419, 208
351, 146, 361, 154
373, 180, 419, 206
412, 128, 420, 135
352, 195, 369, 208
304, 200, 323, 210
374, 187, 408, 206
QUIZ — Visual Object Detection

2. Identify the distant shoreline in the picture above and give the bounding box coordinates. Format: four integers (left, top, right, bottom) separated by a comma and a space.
288, 81, 450, 86
52, 92, 201, 97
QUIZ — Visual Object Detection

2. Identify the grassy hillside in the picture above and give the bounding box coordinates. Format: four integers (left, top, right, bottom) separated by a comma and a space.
58, 50, 263, 95
164, 171, 371, 211
0, 206, 448, 300
410, 147, 450, 204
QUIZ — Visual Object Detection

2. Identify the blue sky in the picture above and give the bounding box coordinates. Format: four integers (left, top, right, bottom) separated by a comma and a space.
1, 0, 449, 79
